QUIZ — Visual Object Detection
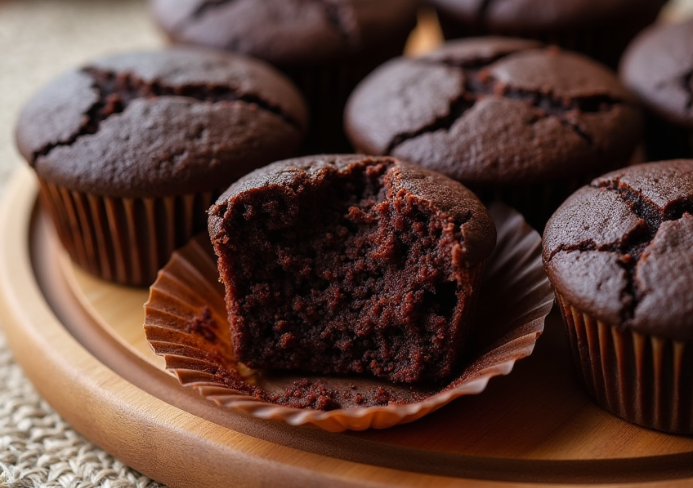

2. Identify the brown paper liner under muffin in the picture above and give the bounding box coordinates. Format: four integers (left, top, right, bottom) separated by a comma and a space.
555, 293, 693, 435
38, 178, 217, 287
144, 202, 554, 432
435, 10, 660, 69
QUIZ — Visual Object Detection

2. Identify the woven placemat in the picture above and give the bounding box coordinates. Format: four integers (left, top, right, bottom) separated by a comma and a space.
0, 2, 164, 482
0, 331, 165, 488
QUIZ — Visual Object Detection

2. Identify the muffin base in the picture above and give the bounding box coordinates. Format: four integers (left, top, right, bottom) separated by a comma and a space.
555, 292, 693, 434
284, 34, 413, 154
473, 179, 586, 231
38, 179, 216, 287
471, 146, 644, 231
642, 113, 693, 162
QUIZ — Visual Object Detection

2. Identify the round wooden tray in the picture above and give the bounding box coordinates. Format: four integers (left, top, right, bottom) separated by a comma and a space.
1, 166, 692, 488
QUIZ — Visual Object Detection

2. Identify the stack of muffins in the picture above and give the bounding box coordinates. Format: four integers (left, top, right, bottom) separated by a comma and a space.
14, 0, 693, 433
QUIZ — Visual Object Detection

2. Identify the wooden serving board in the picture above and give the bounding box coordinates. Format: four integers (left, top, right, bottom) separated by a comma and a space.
1, 167, 693, 488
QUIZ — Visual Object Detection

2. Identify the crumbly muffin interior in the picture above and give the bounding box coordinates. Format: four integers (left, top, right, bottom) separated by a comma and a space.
217, 161, 472, 383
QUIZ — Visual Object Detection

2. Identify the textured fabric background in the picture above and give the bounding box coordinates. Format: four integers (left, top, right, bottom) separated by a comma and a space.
0, 0, 691, 486
0, 2, 167, 486
0, 332, 162, 488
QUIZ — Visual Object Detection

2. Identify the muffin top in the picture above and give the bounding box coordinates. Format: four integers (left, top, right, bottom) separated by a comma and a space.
210, 154, 496, 265
15, 48, 308, 198
430, 0, 666, 30
621, 19, 693, 128
543, 160, 693, 340
345, 38, 643, 186
149, 0, 420, 66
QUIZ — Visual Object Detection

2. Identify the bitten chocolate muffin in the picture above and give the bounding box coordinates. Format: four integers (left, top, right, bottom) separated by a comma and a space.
16, 47, 308, 286
543, 160, 693, 434
429, 0, 667, 68
208, 155, 496, 384
149, 0, 420, 153
621, 19, 693, 161
345, 38, 643, 228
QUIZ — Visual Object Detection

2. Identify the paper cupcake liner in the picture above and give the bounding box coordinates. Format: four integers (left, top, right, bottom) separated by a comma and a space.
555, 293, 693, 434
283, 35, 410, 154
435, 11, 660, 68
473, 179, 586, 231
38, 178, 216, 287
471, 147, 643, 230
143, 202, 553, 432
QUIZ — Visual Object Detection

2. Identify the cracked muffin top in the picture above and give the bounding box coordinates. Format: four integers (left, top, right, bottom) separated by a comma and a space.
430, 0, 666, 31
345, 38, 643, 186
621, 19, 693, 128
209, 154, 496, 383
149, 0, 420, 66
543, 160, 693, 340
15, 47, 309, 198
211, 154, 497, 265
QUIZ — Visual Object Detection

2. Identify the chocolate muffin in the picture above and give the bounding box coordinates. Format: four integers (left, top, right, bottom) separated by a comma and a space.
429, 0, 667, 68
208, 155, 496, 384
345, 38, 644, 228
16, 47, 308, 286
149, 0, 420, 153
543, 160, 693, 434
621, 19, 693, 161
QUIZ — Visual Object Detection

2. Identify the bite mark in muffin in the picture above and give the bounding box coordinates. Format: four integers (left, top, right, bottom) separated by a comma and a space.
209, 155, 496, 383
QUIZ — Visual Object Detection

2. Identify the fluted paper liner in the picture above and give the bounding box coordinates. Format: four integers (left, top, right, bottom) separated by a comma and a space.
144, 203, 553, 432
284, 32, 411, 153
471, 149, 644, 230
38, 178, 216, 287
555, 293, 693, 435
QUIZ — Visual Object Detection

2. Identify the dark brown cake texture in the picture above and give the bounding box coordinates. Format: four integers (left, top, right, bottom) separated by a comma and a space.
149, 0, 420, 153
429, 0, 667, 68
543, 160, 693, 433
208, 155, 496, 384
621, 19, 693, 161
345, 38, 643, 228
15, 47, 308, 286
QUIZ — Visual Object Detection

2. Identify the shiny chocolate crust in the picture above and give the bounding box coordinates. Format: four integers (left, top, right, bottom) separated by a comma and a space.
209, 155, 496, 383
543, 160, 693, 341
345, 38, 643, 187
15, 47, 308, 198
